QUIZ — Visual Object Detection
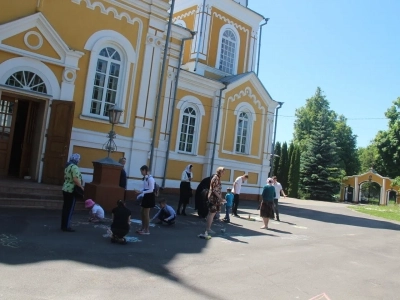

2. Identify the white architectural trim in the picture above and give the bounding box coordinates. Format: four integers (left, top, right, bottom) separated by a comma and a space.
0, 57, 61, 99
174, 20, 187, 28
178, 69, 225, 97
82, 30, 137, 124
24, 31, 43, 50
72, 0, 149, 19
233, 107, 254, 155
175, 95, 205, 155
0, 12, 84, 70
215, 24, 240, 75
233, 100, 256, 120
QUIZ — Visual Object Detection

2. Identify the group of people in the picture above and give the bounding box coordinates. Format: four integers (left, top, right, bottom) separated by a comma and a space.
61, 153, 286, 243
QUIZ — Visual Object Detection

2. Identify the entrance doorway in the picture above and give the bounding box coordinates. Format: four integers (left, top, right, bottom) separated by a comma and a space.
0, 95, 42, 179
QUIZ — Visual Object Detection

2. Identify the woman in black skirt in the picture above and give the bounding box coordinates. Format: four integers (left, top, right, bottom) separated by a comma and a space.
136, 165, 155, 235
177, 164, 193, 216
111, 200, 131, 244
260, 178, 276, 229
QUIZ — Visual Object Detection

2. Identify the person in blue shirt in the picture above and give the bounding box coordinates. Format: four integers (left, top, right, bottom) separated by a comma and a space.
260, 178, 276, 229
151, 199, 176, 225
223, 188, 234, 223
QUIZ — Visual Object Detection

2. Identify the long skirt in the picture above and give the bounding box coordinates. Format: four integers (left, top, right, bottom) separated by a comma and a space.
260, 202, 274, 219
179, 181, 192, 205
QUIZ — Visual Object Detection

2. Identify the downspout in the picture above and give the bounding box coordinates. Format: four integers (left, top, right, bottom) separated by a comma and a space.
149, 0, 175, 173
194, 0, 206, 72
210, 84, 228, 176
162, 30, 196, 188
269, 101, 283, 176
256, 18, 269, 75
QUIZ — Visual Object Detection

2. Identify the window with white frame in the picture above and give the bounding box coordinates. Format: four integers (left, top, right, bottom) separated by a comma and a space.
218, 29, 237, 74
90, 47, 121, 118
5, 71, 47, 94
178, 107, 197, 153
235, 111, 250, 154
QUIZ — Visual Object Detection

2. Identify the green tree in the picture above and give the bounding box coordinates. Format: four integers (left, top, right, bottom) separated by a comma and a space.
358, 145, 379, 173
288, 145, 301, 198
271, 141, 281, 177
300, 111, 341, 201
374, 98, 400, 178
277, 142, 289, 191
334, 115, 360, 176
293, 87, 336, 151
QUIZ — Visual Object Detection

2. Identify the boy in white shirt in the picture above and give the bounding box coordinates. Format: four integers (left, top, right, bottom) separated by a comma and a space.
85, 199, 105, 223
231, 173, 249, 217
151, 199, 176, 225
272, 176, 286, 221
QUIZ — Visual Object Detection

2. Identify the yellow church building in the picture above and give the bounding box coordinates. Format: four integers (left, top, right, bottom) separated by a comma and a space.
0, 0, 278, 198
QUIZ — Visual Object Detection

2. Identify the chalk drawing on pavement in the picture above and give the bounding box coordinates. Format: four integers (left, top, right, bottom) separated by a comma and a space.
293, 225, 308, 229
0, 234, 20, 248
281, 235, 309, 241
308, 293, 331, 300
131, 219, 155, 227
102, 229, 141, 243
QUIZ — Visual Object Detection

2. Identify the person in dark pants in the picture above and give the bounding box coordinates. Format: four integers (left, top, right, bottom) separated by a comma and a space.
151, 199, 176, 225
231, 173, 248, 217
272, 176, 286, 222
119, 157, 127, 189
177, 164, 193, 216
111, 200, 131, 244
61, 153, 83, 232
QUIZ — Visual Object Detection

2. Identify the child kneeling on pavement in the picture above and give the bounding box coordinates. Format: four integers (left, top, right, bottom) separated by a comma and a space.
111, 200, 131, 244
151, 199, 176, 225
85, 199, 104, 223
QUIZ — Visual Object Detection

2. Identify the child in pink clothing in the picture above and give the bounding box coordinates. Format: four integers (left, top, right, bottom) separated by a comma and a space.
85, 199, 105, 223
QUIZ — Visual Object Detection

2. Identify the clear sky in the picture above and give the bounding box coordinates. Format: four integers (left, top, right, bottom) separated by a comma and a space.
249, 0, 400, 147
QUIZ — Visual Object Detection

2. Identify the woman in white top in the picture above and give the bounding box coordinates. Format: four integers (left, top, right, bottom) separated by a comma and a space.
177, 164, 193, 216
136, 165, 155, 235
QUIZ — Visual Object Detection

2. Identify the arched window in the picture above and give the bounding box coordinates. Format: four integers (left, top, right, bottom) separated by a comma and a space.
90, 47, 122, 117
178, 107, 197, 153
235, 112, 249, 154
218, 29, 237, 74
5, 71, 47, 94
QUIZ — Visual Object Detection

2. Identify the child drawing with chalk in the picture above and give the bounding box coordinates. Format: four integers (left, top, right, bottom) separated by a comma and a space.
151, 199, 176, 225
85, 199, 104, 223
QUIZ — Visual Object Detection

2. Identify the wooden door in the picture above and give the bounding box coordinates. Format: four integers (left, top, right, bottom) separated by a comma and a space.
42, 100, 75, 185
19, 101, 39, 178
0, 96, 17, 176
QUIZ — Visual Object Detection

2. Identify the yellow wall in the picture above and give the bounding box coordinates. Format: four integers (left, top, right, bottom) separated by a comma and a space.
248, 172, 258, 185
219, 82, 267, 164
173, 6, 197, 64
166, 161, 203, 181
73, 146, 125, 169
1, 0, 37, 24
208, 7, 250, 74
35, 1, 146, 138
3, 28, 61, 59
221, 168, 231, 182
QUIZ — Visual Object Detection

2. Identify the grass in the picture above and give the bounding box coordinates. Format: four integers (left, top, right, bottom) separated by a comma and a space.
349, 203, 400, 222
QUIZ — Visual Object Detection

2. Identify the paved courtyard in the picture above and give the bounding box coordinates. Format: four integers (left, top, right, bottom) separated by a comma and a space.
0, 198, 399, 300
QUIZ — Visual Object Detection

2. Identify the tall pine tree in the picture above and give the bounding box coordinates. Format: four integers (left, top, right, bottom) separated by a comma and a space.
272, 142, 281, 177
300, 111, 340, 201
277, 142, 289, 191
288, 145, 301, 198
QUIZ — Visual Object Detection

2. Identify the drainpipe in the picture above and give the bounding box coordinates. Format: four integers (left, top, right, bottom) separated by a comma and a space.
194, 0, 206, 72
162, 30, 196, 188
149, 0, 175, 174
210, 84, 228, 176
256, 18, 269, 76
269, 101, 283, 176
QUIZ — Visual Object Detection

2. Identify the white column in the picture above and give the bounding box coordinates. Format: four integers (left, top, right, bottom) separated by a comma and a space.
354, 177, 359, 203
381, 179, 386, 205
134, 30, 164, 140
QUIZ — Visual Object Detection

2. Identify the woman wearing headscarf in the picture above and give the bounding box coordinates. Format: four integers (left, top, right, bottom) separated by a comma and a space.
61, 153, 83, 232
177, 164, 193, 216
119, 157, 127, 190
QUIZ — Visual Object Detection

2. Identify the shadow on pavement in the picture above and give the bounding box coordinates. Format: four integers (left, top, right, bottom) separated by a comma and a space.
280, 203, 400, 231
0, 202, 271, 300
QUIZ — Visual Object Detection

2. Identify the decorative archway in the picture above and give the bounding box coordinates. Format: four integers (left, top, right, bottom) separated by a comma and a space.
341, 168, 400, 205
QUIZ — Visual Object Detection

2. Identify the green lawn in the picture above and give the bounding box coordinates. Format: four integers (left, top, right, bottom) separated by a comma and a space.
349, 204, 400, 222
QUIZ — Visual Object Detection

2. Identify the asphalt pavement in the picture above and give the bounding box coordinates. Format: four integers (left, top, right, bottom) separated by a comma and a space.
0, 198, 399, 300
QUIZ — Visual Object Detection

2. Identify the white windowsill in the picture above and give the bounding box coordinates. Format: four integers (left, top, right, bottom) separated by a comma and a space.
79, 114, 127, 128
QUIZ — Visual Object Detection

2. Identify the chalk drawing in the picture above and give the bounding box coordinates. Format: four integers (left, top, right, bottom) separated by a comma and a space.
293, 225, 308, 229
281, 235, 309, 241
308, 293, 331, 300
94, 224, 111, 230
131, 219, 155, 227
0, 234, 20, 248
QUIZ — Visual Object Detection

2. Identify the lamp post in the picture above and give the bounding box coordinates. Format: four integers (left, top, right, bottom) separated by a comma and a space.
103, 105, 123, 158
84, 105, 125, 212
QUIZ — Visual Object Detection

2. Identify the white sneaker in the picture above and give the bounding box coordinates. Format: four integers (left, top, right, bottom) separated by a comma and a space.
208, 229, 216, 234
